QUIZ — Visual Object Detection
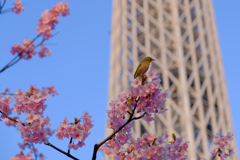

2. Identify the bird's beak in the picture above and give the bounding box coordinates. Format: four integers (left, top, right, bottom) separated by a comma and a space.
152, 59, 155, 61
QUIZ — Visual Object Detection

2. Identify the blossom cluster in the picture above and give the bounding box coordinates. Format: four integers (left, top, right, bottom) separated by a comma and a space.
10, 38, 52, 60
10, 38, 36, 60
14, 86, 51, 115
105, 67, 169, 153
4, 117, 17, 126
212, 132, 234, 159
102, 132, 189, 160
0, 86, 57, 144
10, 152, 33, 160
10, 1, 69, 60
17, 112, 54, 144
10, 142, 46, 160
28, 85, 59, 97
0, 94, 13, 121
38, 44, 51, 58
56, 111, 93, 150
200, 132, 235, 160
12, 0, 24, 14
10, 143, 46, 160
37, 1, 69, 39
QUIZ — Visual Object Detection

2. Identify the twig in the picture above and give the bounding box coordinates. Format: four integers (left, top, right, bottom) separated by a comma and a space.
0, 32, 59, 74
68, 137, 73, 154
0, 34, 41, 74
92, 98, 145, 160
0, 110, 18, 123
0, 0, 6, 12
45, 143, 79, 160
0, 7, 14, 14
212, 149, 221, 160
31, 143, 38, 160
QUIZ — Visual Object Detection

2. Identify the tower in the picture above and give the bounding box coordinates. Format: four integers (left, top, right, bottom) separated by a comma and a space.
107, 0, 238, 159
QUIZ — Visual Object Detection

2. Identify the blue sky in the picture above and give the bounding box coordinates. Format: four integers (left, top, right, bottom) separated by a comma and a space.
0, 0, 239, 160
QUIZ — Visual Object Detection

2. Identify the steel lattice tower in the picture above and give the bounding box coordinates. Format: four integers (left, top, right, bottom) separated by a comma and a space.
106, 0, 238, 159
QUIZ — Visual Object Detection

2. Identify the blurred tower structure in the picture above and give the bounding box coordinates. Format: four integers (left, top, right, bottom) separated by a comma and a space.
107, 0, 238, 159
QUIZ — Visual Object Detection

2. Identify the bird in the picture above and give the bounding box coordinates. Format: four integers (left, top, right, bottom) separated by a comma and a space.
134, 57, 154, 79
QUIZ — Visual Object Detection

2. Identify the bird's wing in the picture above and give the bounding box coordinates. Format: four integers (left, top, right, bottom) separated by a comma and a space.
134, 62, 143, 79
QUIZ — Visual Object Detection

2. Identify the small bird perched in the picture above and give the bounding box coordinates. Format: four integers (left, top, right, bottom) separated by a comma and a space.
134, 57, 154, 79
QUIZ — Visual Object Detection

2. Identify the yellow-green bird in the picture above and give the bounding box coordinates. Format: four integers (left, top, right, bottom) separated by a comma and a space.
134, 57, 154, 79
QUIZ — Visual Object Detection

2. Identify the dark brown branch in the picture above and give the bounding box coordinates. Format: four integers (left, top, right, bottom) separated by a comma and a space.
45, 143, 79, 160
92, 98, 141, 160
68, 137, 73, 154
0, 110, 18, 123
132, 112, 146, 120
212, 149, 221, 160
127, 111, 132, 115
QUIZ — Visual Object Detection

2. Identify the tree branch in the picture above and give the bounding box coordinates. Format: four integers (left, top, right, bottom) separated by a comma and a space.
212, 149, 221, 160
45, 143, 79, 160
0, 34, 41, 74
0, 110, 18, 123
0, 7, 14, 14
0, 32, 59, 74
0, 0, 6, 12
132, 112, 146, 120
92, 98, 141, 160
0, 110, 79, 160
31, 143, 38, 160
68, 137, 73, 154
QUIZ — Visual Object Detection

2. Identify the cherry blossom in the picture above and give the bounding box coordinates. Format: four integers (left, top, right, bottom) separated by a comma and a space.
38, 44, 51, 58
37, 1, 70, 39
10, 39, 36, 60
12, 0, 24, 14
10, 1, 69, 62
17, 112, 54, 144
105, 67, 169, 152
4, 117, 16, 126
10, 152, 33, 160
56, 111, 93, 150
0, 94, 13, 121
12, 142, 46, 160
201, 132, 235, 160
102, 132, 189, 160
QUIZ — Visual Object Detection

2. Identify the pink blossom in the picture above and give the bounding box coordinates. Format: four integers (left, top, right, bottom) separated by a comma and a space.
131, 78, 141, 88
30, 93, 42, 103
59, 117, 69, 128
10, 152, 33, 160
18, 143, 25, 149
52, 1, 70, 16
104, 132, 189, 160
4, 118, 16, 126
46, 86, 59, 96
10, 39, 35, 60
41, 88, 50, 99
56, 111, 93, 150
38, 44, 51, 58
37, 1, 70, 39
12, 0, 24, 14
210, 132, 235, 159
0, 94, 13, 121
17, 112, 53, 144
